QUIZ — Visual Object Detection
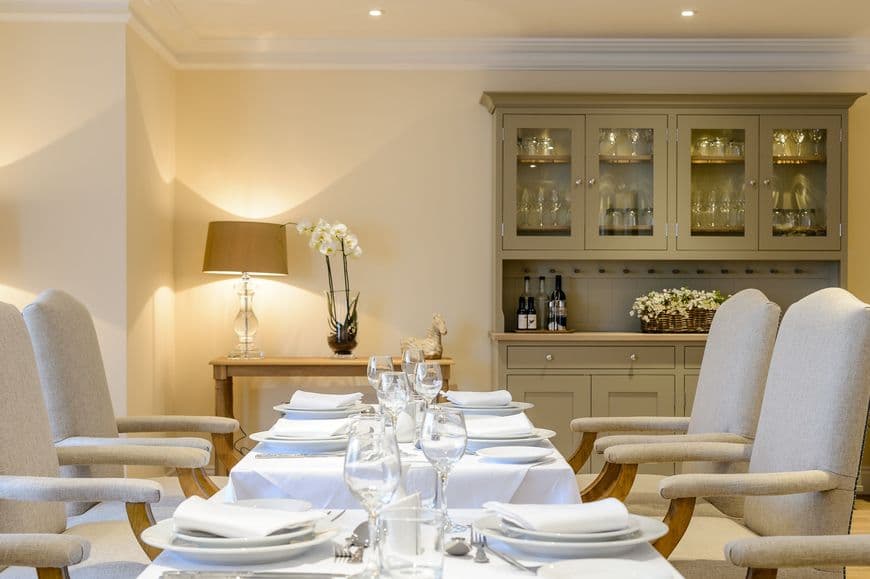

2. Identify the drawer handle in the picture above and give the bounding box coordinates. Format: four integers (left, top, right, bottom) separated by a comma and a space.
545, 354, 554, 361
629, 353, 638, 362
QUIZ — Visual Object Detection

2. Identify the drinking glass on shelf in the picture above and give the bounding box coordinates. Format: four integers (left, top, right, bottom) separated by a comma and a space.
710, 137, 726, 157
367, 355, 395, 394
799, 208, 815, 229
379, 372, 411, 428
548, 189, 562, 227
344, 416, 402, 578
624, 208, 638, 230
629, 129, 641, 156
535, 187, 545, 229
695, 136, 711, 157
414, 362, 443, 412
791, 130, 807, 157
727, 140, 744, 158
420, 407, 467, 532
401, 348, 425, 389
520, 136, 538, 156
809, 129, 825, 157
641, 129, 654, 155
537, 136, 553, 156
600, 129, 618, 156
773, 130, 789, 157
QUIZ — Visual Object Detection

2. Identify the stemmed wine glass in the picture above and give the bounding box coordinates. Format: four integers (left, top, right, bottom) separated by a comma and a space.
378, 372, 410, 427
344, 416, 402, 578
414, 362, 443, 412
401, 348, 425, 389
791, 130, 807, 157
367, 355, 394, 394
809, 129, 825, 157
421, 407, 467, 532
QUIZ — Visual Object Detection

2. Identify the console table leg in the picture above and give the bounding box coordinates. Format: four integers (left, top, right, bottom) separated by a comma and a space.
214, 371, 234, 476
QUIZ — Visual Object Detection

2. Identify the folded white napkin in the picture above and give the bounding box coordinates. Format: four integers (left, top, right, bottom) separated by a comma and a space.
484, 498, 630, 534
445, 390, 512, 407
287, 390, 363, 410
465, 413, 533, 439
268, 417, 350, 439
173, 496, 324, 539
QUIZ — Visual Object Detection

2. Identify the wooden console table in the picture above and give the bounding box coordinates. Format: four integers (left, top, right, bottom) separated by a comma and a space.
210, 356, 455, 475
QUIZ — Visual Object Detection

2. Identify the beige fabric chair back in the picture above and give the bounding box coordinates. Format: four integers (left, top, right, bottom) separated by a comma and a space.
0, 301, 67, 534
744, 288, 870, 538
23, 290, 123, 514
685, 289, 781, 517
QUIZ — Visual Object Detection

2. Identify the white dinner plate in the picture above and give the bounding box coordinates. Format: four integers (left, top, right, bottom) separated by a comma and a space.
230, 499, 312, 512
272, 403, 370, 419
537, 558, 673, 579
173, 523, 315, 548
475, 446, 553, 464
467, 428, 557, 447
473, 514, 668, 558
142, 519, 339, 565
440, 401, 534, 416
250, 431, 348, 452
499, 514, 642, 542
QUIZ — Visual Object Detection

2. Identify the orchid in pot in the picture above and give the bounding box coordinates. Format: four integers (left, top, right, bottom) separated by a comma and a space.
296, 219, 363, 356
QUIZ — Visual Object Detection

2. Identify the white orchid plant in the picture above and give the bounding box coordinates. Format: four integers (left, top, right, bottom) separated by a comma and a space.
629, 287, 726, 323
295, 219, 362, 337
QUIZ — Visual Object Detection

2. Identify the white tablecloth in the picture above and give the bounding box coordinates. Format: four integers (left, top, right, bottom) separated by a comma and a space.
136, 509, 683, 579
228, 442, 580, 508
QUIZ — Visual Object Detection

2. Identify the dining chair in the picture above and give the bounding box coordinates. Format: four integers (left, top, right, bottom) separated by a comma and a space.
601, 287, 870, 578
0, 300, 206, 578
573, 288, 780, 516
725, 535, 870, 578
22, 290, 239, 519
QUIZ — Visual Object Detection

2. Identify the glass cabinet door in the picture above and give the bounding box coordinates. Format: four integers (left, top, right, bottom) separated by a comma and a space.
584, 115, 668, 250
676, 116, 759, 251
759, 116, 841, 251
502, 115, 585, 250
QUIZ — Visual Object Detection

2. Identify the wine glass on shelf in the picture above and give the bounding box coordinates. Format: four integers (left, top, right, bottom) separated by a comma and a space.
378, 372, 410, 428
401, 347, 425, 388
367, 355, 394, 395
420, 407, 467, 533
772, 130, 789, 157
414, 362, 443, 412
791, 130, 807, 157
809, 129, 825, 158
629, 129, 641, 156
344, 416, 402, 578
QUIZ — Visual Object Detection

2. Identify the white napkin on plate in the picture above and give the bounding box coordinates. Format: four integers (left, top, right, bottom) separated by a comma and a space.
287, 390, 363, 410
173, 496, 324, 539
465, 413, 533, 439
268, 417, 350, 439
483, 498, 630, 533
445, 390, 512, 407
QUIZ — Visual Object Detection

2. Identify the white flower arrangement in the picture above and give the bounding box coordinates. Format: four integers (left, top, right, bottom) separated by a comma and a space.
629, 287, 726, 323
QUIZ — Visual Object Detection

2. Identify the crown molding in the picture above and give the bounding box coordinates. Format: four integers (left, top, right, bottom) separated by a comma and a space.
166, 37, 870, 71
129, 11, 180, 68
0, 0, 128, 22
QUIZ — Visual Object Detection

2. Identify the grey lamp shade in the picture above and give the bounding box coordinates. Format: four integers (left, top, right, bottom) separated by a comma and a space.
202, 221, 288, 275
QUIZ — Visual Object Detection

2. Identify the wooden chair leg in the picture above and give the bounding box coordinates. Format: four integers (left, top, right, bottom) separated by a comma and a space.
747, 569, 778, 579
178, 467, 209, 498
194, 467, 221, 496
608, 463, 639, 502
581, 461, 622, 502
653, 497, 697, 558
567, 431, 598, 474
36, 568, 70, 579
212, 432, 240, 472
126, 502, 162, 561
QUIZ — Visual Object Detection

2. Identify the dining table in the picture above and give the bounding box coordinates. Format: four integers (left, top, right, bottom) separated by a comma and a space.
136, 508, 684, 578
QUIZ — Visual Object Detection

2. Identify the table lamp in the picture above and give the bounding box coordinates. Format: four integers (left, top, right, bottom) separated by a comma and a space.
203, 221, 288, 358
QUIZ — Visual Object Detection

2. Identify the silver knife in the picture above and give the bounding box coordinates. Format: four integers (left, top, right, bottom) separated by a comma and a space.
161, 572, 348, 578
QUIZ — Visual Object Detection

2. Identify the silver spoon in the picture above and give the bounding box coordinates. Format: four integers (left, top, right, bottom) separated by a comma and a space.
445, 536, 471, 556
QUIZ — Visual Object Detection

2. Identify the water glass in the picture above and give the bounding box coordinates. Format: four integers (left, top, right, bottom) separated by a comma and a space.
367, 355, 394, 394
414, 362, 443, 409
421, 407, 467, 532
379, 372, 411, 428
402, 348, 425, 389
380, 508, 444, 579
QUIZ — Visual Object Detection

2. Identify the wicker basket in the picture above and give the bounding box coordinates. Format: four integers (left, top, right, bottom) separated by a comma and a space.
640, 308, 715, 334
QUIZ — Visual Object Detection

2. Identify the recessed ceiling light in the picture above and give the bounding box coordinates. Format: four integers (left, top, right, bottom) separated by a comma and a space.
681, 9, 696, 17
369, 9, 383, 17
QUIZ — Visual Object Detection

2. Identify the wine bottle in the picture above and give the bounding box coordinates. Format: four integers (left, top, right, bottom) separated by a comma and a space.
522, 276, 531, 302
516, 296, 528, 331
527, 297, 537, 330
535, 276, 548, 330
551, 275, 567, 331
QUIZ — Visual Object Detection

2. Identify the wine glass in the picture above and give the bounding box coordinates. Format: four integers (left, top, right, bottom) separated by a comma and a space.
344, 416, 402, 578
401, 347, 425, 389
378, 372, 410, 428
809, 129, 825, 157
414, 362, 443, 411
772, 130, 789, 157
629, 129, 641, 156
421, 407, 467, 532
367, 355, 394, 394
791, 130, 807, 157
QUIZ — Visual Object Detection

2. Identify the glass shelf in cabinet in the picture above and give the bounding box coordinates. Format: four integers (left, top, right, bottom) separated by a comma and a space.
517, 154, 571, 165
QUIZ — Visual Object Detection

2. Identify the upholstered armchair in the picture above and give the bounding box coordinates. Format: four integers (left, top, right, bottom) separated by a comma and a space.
601, 288, 870, 578
23, 290, 240, 518
0, 301, 207, 578
572, 289, 780, 515
725, 535, 870, 578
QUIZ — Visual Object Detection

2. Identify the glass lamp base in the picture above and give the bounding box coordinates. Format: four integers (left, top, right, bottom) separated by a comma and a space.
227, 349, 264, 359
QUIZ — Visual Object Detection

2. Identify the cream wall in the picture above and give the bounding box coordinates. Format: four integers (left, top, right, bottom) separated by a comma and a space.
126, 29, 177, 417
174, 69, 870, 436
0, 21, 128, 414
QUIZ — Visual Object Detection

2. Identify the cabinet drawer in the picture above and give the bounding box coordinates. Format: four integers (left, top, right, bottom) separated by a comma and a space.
685, 346, 705, 369
507, 346, 675, 370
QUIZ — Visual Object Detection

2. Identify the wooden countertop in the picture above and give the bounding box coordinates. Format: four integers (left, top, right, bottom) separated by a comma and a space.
210, 357, 455, 366
490, 332, 707, 343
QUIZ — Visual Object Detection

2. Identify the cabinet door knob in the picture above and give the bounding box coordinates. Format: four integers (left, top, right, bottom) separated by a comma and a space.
748, 179, 758, 187
629, 353, 638, 361
545, 354, 554, 361
575, 176, 584, 186
587, 178, 596, 186
763, 179, 772, 186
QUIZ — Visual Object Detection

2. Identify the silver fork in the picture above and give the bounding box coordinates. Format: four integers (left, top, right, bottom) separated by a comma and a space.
481, 536, 541, 574
333, 543, 353, 562
470, 528, 489, 563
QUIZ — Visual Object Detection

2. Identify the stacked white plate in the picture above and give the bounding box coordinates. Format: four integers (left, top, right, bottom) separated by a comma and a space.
475, 446, 554, 464
439, 401, 534, 416
141, 499, 339, 565
472, 514, 668, 558
249, 430, 348, 452
466, 427, 556, 448
272, 402, 370, 420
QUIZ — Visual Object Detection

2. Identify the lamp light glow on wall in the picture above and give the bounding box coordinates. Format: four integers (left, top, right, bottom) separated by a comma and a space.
203, 221, 288, 358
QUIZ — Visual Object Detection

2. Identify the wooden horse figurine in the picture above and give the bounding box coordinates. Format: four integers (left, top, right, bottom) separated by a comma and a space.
400, 314, 447, 359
